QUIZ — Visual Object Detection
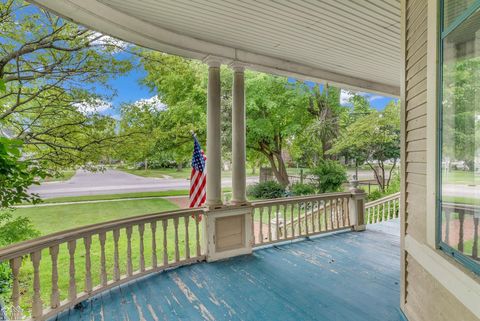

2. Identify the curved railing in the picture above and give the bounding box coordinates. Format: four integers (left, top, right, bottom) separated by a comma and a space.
365, 192, 400, 224
251, 192, 353, 246
0, 208, 205, 321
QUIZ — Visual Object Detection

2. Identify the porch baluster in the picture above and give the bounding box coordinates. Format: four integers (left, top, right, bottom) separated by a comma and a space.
139, 223, 145, 272
99, 232, 108, 285
195, 214, 201, 257
126, 227, 133, 276
174, 217, 180, 262
10, 257, 22, 320
113, 229, 120, 281
84, 235, 92, 293
185, 215, 190, 259
49, 245, 60, 309
151, 221, 158, 268
31, 251, 43, 319
162, 219, 168, 265
67, 240, 76, 301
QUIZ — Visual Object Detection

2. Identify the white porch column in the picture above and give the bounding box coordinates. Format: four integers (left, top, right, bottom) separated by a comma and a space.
230, 62, 247, 204
205, 57, 223, 208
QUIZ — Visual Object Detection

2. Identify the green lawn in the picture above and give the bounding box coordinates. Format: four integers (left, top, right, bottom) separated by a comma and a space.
443, 170, 480, 185
121, 167, 257, 179
41, 170, 76, 182
9, 198, 207, 312
13, 198, 179, 234
40, 190, 192, 204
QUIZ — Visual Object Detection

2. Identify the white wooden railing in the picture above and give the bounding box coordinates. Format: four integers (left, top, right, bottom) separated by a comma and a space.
364, 192, 400, 224
251, 192, 353, 246
0, 208, 204, 321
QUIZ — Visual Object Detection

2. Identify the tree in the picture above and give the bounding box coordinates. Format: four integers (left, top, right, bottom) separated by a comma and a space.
0, 0, 132, 170
246, 73, 310, 186
305, 84, 344, 161
140, 52, 207, 167
331, 101, 400, 192
310, 159, 347, 193
0, 137, 45, 207
442, 56, 480, 170
118, 99, 163, 169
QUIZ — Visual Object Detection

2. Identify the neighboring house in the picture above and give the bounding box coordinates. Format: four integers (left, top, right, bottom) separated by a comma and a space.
0, 1, 479, 321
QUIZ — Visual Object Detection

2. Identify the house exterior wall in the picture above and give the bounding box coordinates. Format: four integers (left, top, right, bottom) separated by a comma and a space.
401, 0, 480, 320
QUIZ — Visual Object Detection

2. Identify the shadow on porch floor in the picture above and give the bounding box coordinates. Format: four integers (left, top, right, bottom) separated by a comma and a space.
54, 221, 404, 321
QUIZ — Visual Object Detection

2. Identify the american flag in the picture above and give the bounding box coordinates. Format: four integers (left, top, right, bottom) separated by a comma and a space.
189, 136, 207, 208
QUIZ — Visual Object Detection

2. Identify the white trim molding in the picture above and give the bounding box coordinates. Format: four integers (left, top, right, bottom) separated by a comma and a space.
426, 0, 439, 249
405, 235, 480, 318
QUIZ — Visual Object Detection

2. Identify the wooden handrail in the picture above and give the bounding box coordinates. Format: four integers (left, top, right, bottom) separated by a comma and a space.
251, 193, 353, 246
0, 207, 205, 320
0, 208, 202, 261
364, 192, 400, 224
251, 191, 352, 206
365, 192, 400, 208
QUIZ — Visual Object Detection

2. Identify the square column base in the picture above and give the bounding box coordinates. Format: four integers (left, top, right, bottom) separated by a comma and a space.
204, 205, 253, 262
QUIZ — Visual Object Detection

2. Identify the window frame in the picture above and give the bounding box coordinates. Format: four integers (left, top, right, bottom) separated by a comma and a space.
437, 0, 480, 275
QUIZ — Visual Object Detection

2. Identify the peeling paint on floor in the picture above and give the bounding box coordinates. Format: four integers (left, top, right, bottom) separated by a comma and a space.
54, 224, 403, 321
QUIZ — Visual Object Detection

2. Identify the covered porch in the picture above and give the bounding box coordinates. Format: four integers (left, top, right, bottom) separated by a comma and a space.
0, 1, 405, 320
55, 220, 403, 321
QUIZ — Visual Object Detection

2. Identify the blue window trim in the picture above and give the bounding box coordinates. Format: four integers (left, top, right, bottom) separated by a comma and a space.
437, 0, 480, 276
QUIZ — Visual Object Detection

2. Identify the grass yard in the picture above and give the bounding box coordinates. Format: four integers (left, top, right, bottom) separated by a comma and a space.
41, 170, 76, 182
40, 190, 192, 204
121, 167, 256, 180
8, 198, 206, 312
442, 170, 480, 185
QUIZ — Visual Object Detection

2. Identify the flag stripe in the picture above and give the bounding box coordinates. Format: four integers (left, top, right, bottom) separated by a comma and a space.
189, 136, 207, 209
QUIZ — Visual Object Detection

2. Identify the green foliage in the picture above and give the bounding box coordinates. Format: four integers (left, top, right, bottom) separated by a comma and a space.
247, 181, 286, 199
291, 183, 316, 196
0, 0, 132, 170
246, 73, 310, 186
134, 52, 207, 166
0, 138, 45, 207
442, 55, 480, 169
0, 211, 40, 247
331, 99, 400, 191
310, 160, 347, 193
0, 211, 40, 296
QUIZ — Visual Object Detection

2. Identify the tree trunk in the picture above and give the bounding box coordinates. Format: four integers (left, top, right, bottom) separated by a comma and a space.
144, 159, 148, 171
266, 153, 289, 187
177, 162, 183, 171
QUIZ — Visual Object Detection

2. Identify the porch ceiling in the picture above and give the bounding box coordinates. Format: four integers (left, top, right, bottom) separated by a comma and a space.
31, 0, 401, 96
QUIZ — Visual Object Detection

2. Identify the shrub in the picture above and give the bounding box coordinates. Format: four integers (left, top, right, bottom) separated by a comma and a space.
0, 211, 40, 298
291, 183, 316, 196
310, 160, 347, 193
247, 181, 286, 199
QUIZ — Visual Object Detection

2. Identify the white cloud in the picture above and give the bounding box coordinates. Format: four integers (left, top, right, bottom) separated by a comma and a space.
340, 90, 353, 105
88, 32, 129, 53
74, 99, 112, 114
340, 90, 386, 105
134, 96, 167, 111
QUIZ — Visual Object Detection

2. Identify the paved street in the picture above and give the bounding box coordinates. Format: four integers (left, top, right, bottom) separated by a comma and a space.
29, 168, 392, 199
29, 169, 258, 198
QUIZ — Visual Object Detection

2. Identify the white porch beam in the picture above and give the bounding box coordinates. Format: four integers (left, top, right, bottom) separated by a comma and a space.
230, 62, 247, 205
205, 57, 223, 208
30, 0, 400, 97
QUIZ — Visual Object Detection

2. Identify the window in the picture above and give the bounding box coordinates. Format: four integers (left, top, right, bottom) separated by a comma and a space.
439, 0, 480, 274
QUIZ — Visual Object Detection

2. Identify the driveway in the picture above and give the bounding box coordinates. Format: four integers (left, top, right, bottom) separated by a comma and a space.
29, 169, 258, 198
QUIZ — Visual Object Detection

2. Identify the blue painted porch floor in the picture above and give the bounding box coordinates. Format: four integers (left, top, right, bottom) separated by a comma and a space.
56, 222, 403, 321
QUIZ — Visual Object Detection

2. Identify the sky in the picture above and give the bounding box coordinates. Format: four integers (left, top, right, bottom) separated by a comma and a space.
20, 43, 399, 117
100, 52, 397, 118
100, 56, 396, 118
14, 3, 398, 118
